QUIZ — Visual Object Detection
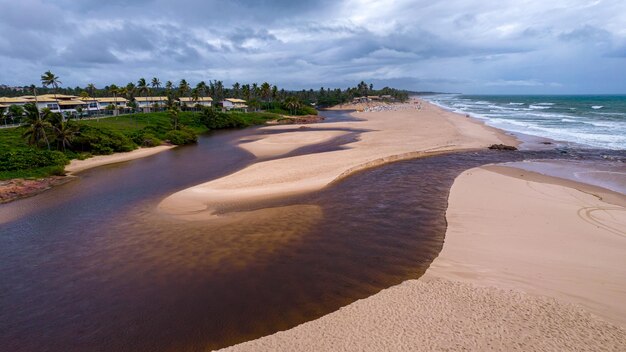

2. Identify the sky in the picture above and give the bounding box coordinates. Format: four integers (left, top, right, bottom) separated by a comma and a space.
0, 0, 625, 94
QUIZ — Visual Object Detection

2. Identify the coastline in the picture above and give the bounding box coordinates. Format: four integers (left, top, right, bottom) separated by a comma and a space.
158, 99, 517, 219
218, 163, 626, 351
65, 145, 176, 175
0, 145, 176, 204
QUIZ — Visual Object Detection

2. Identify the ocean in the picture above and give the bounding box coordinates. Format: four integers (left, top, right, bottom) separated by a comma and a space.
423, 95, 626, 150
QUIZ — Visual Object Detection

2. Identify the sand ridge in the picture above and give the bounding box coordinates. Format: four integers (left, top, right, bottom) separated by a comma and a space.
158, 100, 516, 219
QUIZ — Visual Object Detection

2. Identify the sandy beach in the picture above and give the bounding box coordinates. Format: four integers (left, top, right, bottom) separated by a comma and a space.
159, 100, 515, 219
65, 145, 175, 174
218, 164, 626, 351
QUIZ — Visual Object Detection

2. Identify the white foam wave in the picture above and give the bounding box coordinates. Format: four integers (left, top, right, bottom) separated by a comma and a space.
529, 105, 551, 110
508, 102, 525, 105
591, 105, 603, 109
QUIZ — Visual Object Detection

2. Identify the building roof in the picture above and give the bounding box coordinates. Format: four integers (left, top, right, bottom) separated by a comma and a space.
0, 104, 9, 108
34, 94, 79, 102
80, 97, 129, 103
135, 96, 168, 102
224, 98, 247, 103
179, 97, 213, 102
57, 99, 88, 106
0, 97, 31, 103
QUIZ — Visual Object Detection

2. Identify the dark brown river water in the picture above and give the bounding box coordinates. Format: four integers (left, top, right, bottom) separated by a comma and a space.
1, 111, 623, 351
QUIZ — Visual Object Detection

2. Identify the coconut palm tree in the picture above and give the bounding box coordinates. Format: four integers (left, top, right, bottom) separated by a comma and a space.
137, 78, 150, 112
168, 105, 181, 130
232, 82, 241, 98
285, 96, 302, 115
53, 120, 78, 151
87, 83, 96, 97
7, 104, 24, 125
242, 84, 251, 102
196, 81, 207, 97
151, 77, 161, 109
178, 78, 190, 99
260, 82, 271, 103
108, 84, 120, 116
151, 77, 161, 92
40, 71, 63, 119
21, 103, 52, 149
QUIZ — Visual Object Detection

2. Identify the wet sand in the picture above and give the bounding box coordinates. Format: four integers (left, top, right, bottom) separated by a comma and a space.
219, 163, 626, 351
159, 100, 516, 219
65, 145, 175, 174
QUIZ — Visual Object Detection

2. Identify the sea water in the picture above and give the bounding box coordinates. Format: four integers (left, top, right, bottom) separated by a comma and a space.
424, 95, 626, 150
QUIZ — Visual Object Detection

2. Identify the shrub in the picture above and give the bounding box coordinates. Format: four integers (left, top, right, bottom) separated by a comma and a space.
0, 149, 68, 171
164, 129, 197, 145
71, 125, 136, 154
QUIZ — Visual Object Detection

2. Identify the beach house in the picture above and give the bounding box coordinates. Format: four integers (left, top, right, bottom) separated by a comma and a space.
222, 98, 247, 110
0, 94, 88, 115
135, 96, 168, 111
80, 97, 129, 114
179, 97, 213, 108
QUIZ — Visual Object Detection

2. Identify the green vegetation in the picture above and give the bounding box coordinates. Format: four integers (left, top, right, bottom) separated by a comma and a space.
1, 70, 410, 181
0, 105, 280, 180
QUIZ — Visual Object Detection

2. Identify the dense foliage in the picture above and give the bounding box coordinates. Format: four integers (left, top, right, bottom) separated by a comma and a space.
0, 108, 280, 179
0, 149, 68, 172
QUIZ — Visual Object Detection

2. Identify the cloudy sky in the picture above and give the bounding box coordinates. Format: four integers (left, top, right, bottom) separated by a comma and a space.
0, 0, 625, 93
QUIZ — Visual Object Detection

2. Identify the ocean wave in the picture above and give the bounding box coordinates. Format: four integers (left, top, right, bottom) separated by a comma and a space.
591, 105, 604, 109
529, 105, 551, 110
508, 102, 525, 105
533, 102, 555, 106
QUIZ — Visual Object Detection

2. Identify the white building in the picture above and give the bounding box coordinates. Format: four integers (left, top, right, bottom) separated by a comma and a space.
179, 96, 213, 108
135, 96, 168, 111
222, 98, 247, 110
80, 97, 128, 112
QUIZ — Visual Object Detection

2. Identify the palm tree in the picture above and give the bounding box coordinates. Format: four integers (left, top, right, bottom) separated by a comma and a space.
21, 103, 52, 149
137, 78, 150, 112
252, 83, 259, 99
53, 120, 78, 151
40, 71, 62, 119
108, 84, 120, 116
7, 105, 24, 125
191, 88, 200, 106
165, 80, 173, 92
232, 82, 241, 98
86, 83, 96, 97
242, 84, 251, 102
260, 82, 271, 103
151, 77, 161, 109
196, 81, 207, 97
285, 97, 302, 115
168, 105, 180, 130
178, 79, 190, 105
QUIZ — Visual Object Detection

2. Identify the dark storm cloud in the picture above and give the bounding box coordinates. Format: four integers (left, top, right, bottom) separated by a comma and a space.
0, 0, 624, 93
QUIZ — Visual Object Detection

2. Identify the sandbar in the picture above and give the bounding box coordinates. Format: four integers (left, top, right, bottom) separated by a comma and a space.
65, 145, 175, 174
218, 164, 626, 351
159, 100, 516, 219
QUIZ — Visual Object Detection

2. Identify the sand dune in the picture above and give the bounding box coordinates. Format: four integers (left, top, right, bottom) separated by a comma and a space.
159, 100, 515, 219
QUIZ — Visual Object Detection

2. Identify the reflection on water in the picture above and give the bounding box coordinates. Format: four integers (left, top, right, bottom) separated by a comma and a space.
1, 111, 624, 351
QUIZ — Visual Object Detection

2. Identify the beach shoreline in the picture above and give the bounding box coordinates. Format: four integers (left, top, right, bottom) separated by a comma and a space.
158, 99, 517, 219
65, 145, 176, 175
218, 162, 626, 351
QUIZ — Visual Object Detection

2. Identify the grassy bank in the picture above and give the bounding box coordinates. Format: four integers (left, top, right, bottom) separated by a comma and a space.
0, 110, 279, 180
